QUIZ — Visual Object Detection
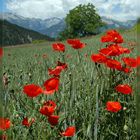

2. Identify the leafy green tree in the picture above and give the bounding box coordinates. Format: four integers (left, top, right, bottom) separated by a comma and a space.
59, 3, 103, 39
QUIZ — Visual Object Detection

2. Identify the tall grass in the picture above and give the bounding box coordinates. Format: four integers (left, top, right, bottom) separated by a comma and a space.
2, 29, 137, 139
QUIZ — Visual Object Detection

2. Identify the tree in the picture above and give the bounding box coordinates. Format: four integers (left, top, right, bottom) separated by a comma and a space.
59, 3, 103, 39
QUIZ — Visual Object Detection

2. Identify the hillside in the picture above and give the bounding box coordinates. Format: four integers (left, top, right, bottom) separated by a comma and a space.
0, 20, 53, 46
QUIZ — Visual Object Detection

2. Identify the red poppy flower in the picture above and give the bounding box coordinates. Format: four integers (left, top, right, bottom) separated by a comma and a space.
106, 101, 122, 113
115, 84, 132, 94
40, 100, 56, 117
67, 39, 79, 45
99, 47, 112, 56
99, 45, 122, 56
61, 126, 76, 137
121, 67, 132, 73
106, 59, 122, 70
67, 39, 85, 49
101, 30, 123, 44
57, 61, 68, 70
122, 57, 137, 68
43, 100, 57, 108
43, 77, 59, 94
137, 56, 140, 67
99, 44, 129, 57
107, 30, 123, 44
91, 54, 107, 63
118, 47, 130, 54
22, 117, 35, 127
0, 134, 7, 140
0, 118, 11, 131
40, 106, 55, 116
48, 115, 59, 126
0, 48, 3, 57
101, 35, 113, 43
23, 84, 43, 97
48, 66, 63, 76
52, 43, 65, 52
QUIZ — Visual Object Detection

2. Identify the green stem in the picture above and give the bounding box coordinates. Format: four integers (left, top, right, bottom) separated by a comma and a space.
94, 85, 99, 140
77, 50, 81, 64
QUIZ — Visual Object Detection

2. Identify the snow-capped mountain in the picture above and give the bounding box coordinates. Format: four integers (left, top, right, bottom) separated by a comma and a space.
0, 13, 136, 38
0, 13, 65, 38
101, 16, 137, 29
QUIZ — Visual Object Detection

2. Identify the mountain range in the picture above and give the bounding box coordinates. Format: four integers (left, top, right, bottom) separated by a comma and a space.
0, 19, 53, 46
0, 13, 65, 38
0, 13, 137, 38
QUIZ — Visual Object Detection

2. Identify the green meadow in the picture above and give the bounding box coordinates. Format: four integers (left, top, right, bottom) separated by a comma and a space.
2, 28, 137, 140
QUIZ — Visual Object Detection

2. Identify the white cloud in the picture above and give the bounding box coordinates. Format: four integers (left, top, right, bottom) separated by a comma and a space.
6, 0, 139, 21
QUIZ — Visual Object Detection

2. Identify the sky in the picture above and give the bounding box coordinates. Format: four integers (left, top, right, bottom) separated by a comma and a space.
0, 0, 139, 21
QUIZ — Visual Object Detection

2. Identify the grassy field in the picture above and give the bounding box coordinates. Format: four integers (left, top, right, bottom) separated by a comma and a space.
1, 28, 137, 140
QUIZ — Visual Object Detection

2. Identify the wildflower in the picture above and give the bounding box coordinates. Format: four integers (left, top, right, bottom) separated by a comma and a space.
101, 35, 113, 43
67, 39, 85, 49
44, 77, 59, 94
23, 84, 43, 97
52, 43, 65, 52
48, 66, 63, 76
101, 30, 123, 44
40, 100, 56, 117
107, 30, 123, 44
22, 117, 35, 127
122, 57, 137, 68
99, 44, 130, 56
61, 126, 76, 137
118, 47, 130, 54
48, 115, 59, 126
57, 61, 68, 70
106, 59, 122, 70
40, 106, 55, 117
43, 100, 56, 108
121, 67, 132, 73
0, 118, 11, 131
115, 84, 132, 94
91, 53, 107, 63
106, 101, 122, 112
137, 56, 140, 67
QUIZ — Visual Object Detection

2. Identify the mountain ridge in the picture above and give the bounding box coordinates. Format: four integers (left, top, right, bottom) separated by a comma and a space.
0, 12, 137, 38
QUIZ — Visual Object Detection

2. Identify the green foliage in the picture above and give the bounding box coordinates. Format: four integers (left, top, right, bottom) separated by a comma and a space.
0, 20, 53, 46
59, 3, 103, 40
